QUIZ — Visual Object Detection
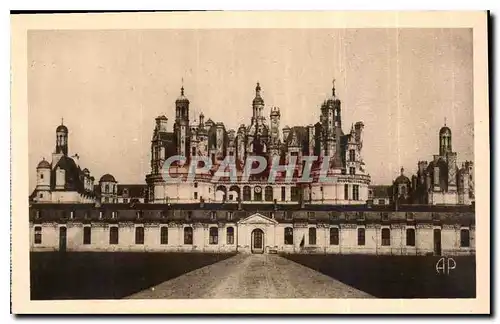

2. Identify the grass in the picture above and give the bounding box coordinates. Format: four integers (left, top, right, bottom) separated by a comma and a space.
282, 254, 476, 298
30, 252, 235, 300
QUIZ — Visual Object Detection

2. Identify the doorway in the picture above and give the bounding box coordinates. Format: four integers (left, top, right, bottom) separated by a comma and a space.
433, 228, 442, 256
59, 226, 67, 252
251, 228, 264, 254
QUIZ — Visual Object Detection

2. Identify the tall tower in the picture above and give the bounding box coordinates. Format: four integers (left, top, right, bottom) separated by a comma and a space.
251, 82, 264, 125
151, 115, 168, 174
439, 122, 452, 156
55, 120, 68, 156
174, 84, 190, 158
269, 107, 280, 157
321, 80, 340, 158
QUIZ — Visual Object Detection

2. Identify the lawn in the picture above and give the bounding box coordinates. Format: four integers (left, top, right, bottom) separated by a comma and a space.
282, 254, 476, 298
30, 252, 235, 300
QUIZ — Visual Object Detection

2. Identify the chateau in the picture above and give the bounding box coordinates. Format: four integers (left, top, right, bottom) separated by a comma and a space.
29, 81, 475, 256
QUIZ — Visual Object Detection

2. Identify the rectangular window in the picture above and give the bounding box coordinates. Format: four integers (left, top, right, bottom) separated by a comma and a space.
344, 184, 349, 200
226, 227, 235, 245
194, 192, 198, 200
160, 227, 168, 245
109, 227, 119, 245
406, 228, 416, 246
209, 227, 218, 245
291, 186, 299, 202
378, 199, 385, 205
194, 182, 198, 188
227, 212, 233, 221
308, 227, 317, 245
349, 167, 355, 175
186, 211, 192, 221
83, 227, 91, 245
329, 212, 338, 221
281, 186, 286, 201
381, 212, 389, 221
460, 229, 470, 247
123, 198, 128, 203
285, 211, 293, 220
284, 227, 293, 245
381, 228, 391, 246
34, 226, 42, 244
135, 227, 144, 244
184, 227, 193, 245
349, 149, 355, 162
357, 228, 365, 246
406, 212, 414, 220
353, 185, 359, 201
211, 211, 217, 221
327, 227, 338, 245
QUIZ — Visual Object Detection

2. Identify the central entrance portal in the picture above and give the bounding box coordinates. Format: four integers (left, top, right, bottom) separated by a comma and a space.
251, 229, 264, 254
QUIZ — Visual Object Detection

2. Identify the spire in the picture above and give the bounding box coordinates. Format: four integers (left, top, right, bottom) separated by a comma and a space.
256, 82, 261, 94
332, 78, 336, 97
61, 117, 64, 125
444, 117, 447, 126
181, 77, 184, 96
401, 167, 404, 176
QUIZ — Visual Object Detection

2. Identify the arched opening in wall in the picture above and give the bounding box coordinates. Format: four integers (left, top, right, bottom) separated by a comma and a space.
229, 185, 240, 201
209, 227, 218, 245
251, 228, 264, 254
243, 186, 251, 201
264, 186, 273, 202
381, 228, 391, 246
226, 227, 234, 245
184, 227, 193, 245
216, 185, 227, 201
254, 186, 263, 201
308, 227, 316, 245
284, 227, 293, 245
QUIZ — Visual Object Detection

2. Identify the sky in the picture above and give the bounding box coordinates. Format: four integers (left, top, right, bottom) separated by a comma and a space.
27, 28, 474, 191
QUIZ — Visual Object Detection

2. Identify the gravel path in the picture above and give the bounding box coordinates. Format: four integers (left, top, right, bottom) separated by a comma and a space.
126, 254, 373, 299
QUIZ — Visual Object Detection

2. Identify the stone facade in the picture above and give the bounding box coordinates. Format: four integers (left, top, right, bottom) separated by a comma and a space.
29, 204, 475, 256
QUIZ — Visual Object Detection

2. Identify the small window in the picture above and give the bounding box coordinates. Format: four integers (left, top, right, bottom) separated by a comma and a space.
406, 212, 414, 220
406, 228, 415, 246
109, 227, 119, 244
281, 186, 286, 201
285, 211, 293, 220
357, 212, 365, 220
290, 187, 299, 202
349, 149, 356, 162
34, 226, 42, 244
40, 174, 44, 179
84, 211, 90, 220
381, 228, 391, 246
307, 212, 315, 220
284, 227, 293, 245
194, 182, 198, 189
111, 211, 117, 219
211, 211, 217, 221
329, 212, 338, 221
357, 228, 365, 246
226, 227, 234, 245
349, 167, 355, 175
378, 199, 385, 205
209, 227, 218, 245
194, 192, 198, 200
308, 227, 317, 245
184, 227, 193, 245
135, 227, 144, 244
330, 227, 339, 245
460, 229, 470, 247
99, 211, 103, 220
123, 198, 128, 203
227, 211, 233, 221
136, 210, 143, 219
381, 212, 389, 221
83, 227, 91, 245
160, 227, 168, 245
186, 211, 192, 221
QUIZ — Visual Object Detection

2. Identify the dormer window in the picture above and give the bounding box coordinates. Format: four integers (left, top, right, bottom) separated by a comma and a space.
227, 211, 233, 221
136, 210, 143, 219
357, 212, 365, 221
211, 211, 217, 221
111, 211, 117, 219
381, 212, 389, 221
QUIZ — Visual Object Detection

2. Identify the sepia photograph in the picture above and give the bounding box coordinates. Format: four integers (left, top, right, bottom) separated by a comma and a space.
10, 11, 490, 314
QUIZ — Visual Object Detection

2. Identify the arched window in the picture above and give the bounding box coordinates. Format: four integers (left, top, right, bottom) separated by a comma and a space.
209, 227, 218, 245
284, 227, 293, 245
135, 227, 144, 245
357, 228, 365, 246
460, 229, 470, 247
406, 228, 415, 246
381, 228, 391, 246
226, 227, 234, 245
184, 227, 193, 245
265, 186, 273, 201
243, 186, 251, 201
330, 227, 339, 245
308, 227, 316, 245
